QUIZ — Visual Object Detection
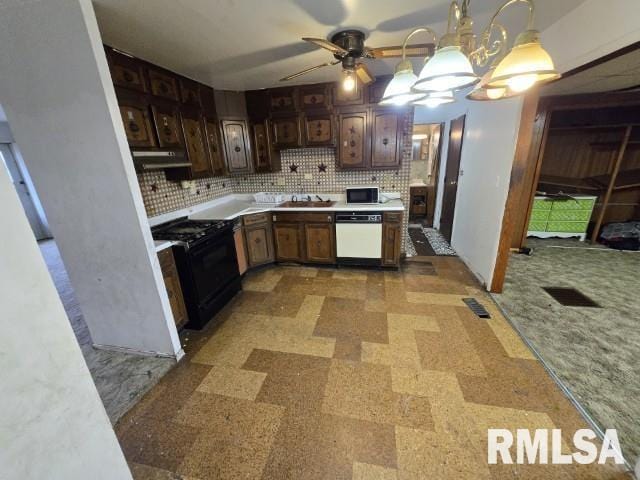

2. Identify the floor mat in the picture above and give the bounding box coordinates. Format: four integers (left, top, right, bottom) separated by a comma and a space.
408, 227, 436, 256
422, 227, 457, 256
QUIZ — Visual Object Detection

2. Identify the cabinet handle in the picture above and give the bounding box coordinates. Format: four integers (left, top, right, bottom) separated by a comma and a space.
255, 238, 261, 244
382, 138, 389, 145
234, 146, 241, 152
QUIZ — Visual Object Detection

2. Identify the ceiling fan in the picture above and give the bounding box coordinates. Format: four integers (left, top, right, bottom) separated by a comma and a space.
279, 29, 434, 91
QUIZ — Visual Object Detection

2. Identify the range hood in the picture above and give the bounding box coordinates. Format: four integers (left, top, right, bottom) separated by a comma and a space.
131, 150, 191, 171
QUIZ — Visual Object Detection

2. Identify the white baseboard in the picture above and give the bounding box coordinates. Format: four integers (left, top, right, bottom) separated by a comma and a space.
92, 342, 184, 360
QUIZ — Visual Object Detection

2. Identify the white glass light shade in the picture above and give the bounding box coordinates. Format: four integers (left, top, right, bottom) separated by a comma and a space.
380, 69, 426, 105
413, 90, 455, 108
486, 40, 559, 91
413, 46, 479, 92
342, 69, 356, 92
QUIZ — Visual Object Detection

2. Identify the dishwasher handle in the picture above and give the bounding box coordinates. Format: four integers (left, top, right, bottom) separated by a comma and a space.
335, 213, 383, 223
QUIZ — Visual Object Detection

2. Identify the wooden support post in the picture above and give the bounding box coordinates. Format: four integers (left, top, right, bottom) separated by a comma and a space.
590, 125, 632, 243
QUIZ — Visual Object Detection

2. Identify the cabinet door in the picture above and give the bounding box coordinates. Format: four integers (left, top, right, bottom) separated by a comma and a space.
158, 249, 188, 328
304, 223, 335, 263
382, 222, 402, 266
181, 113, 211, 177
269, 87, 297, 113
221, 119, 252, 173
273, 223, 303, 262
107, 48, 147, 93
333, 81, 366, 106
233, 228, 248, 275
179, 78, 201, 106
119, 101, 156, 148
271, 116, 301, 149
204, 119, 226, 176
299, 84, 330, 111
251, 121, 270, 172
303, 114, 335, 147
245, 223, 275, 266
148, 68, 180, 101
337, 110, 368, 169
371, 109, 403, 169
151, 104, 183, 148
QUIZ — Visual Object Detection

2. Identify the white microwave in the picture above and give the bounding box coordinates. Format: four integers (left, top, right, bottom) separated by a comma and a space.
346, 186, 379, 204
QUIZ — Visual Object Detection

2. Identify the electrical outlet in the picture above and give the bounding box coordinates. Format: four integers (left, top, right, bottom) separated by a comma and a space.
304, 173, 313, 180
276, 177, 285, 186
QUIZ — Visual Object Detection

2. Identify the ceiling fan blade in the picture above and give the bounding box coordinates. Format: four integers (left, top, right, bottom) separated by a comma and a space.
366, 43, 434, 59
355, 63, 375, 85
279, 60, 340, 82
302, 37, 348, 57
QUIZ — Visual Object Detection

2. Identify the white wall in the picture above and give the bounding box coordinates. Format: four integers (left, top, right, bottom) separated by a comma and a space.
0, 140, 132, 479
0, 0, 181, 356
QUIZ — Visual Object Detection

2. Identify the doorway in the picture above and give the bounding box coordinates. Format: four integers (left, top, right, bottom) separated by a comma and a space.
409, 123, 443, 226
0, 143, 51, 240
439, 114, 466, 243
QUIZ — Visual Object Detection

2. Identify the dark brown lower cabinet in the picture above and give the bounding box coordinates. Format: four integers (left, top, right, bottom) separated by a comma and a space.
304, 223, 335, 263
273, 223, 304, 262
382, 212, 403, 267
157, 248, 188, 329
243, 213, 275, 267
272, 213, 335, 264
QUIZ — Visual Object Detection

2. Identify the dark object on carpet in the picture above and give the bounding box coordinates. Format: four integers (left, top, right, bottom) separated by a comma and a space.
542, 287, 601, 307
462, 298, 491, 318
408, 227, 436, 256
600, 221, 640, 251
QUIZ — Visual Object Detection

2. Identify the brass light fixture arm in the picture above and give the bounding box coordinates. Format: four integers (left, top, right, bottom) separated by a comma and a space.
395, 27, 439, 73
470, 0, 536, 66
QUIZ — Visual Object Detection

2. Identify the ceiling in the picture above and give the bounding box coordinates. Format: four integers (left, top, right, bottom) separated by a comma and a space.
541, 46, 640, 96
93, 0, 586, 91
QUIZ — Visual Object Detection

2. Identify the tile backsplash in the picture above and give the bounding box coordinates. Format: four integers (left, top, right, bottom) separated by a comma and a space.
137, 111, 413, 250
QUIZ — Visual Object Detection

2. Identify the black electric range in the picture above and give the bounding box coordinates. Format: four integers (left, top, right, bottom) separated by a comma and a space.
152, 218, 241, 330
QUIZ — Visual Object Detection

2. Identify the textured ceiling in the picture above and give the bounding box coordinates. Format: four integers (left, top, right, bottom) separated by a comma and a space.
542, 47, 640, 96
93, 0, 586, 90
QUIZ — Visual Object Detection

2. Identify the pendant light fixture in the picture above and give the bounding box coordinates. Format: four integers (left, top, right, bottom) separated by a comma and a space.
412, 3, 479, 93
485, 30, 559, 91
380, 28, 436, 106
378, 0, 559, 107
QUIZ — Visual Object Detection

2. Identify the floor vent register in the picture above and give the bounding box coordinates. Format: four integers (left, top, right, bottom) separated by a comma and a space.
462, 298, 491, 318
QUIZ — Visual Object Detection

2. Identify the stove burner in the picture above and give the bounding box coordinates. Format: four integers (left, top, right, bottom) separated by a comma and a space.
151, 218, 232, 246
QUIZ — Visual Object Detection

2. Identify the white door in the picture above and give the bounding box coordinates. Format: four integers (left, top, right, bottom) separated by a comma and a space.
0, 143, 51, 240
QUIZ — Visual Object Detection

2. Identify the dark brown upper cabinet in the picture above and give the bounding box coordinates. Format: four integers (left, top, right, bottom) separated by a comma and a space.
150, 104, 183, 149
368, 80, 388, 105
370, 108, 404, 169
215, 90, 248, 118
117, 91, 156, 148
221, 118, 252, 174
106, 48, 147, 93
298, 84, 330, 111
303, 113, 335, 147
179, 78, 201, 106
333, 81, 366, 106
251, 120, 278, 173
337, 108, 368, 170
271, 115, 302, 149
204, 119, 226, 176
245, 90, 270, 120
147, 68, 180, 102
269, 87, 297, 113
200, 85, 217, 117
181, 111, 211, 177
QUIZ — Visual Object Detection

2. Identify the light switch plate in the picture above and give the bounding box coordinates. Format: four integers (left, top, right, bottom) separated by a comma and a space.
304, 173, 313, 180
277, 177, 285, 186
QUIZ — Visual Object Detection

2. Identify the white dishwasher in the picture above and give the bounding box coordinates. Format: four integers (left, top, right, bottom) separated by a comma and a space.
335, 212, 383, 266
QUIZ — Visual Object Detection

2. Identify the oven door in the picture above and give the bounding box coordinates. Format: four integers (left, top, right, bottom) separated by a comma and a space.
187, 233, 239, 304
346, 187, 379, 204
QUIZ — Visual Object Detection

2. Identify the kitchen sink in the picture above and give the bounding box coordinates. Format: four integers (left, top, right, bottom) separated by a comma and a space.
278, 200, 336, 208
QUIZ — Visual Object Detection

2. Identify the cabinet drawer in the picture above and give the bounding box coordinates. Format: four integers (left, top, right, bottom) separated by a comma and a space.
532, 198, 552, 210
272, 213, 333, 224
530, 210, 550, 222
383, 212, 403, 223
550, 198, 595, 210
527, 221, 547, 232
548, 210, 592, 221
243, 212, 270, 226
546, 221, 589, 233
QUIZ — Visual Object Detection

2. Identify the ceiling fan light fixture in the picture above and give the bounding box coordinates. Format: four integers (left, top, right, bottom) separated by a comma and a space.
412, 46, 479, 93
380, 60, 426, 106
342, 68, 357, 92
413, 90, 455, 108
486, 30, 560, 91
